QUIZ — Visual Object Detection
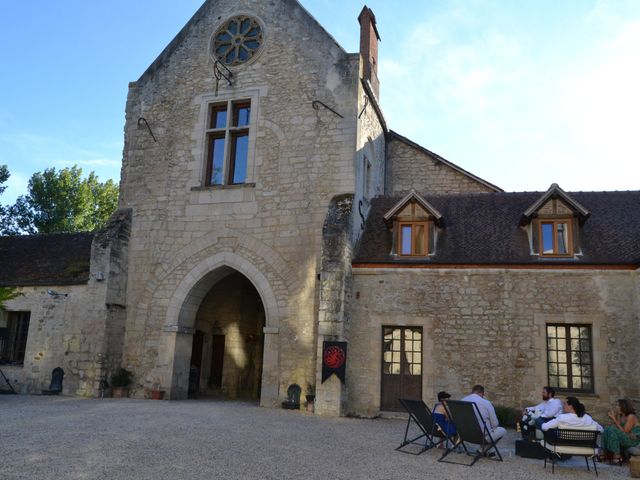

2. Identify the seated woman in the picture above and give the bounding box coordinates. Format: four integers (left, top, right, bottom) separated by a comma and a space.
601, 399, 640, 464
541, 396, 603, 432
433, 391, 457, 438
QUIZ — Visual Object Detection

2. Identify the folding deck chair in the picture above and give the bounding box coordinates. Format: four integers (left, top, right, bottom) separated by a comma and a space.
439, 399, 503, 466
396, 398, 455, 455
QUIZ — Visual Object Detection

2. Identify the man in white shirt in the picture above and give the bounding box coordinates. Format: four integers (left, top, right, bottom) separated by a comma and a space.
523, 386, 563, 429
461, 384, 507, 442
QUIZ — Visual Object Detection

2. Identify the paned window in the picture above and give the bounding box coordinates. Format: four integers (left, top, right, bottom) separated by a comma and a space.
546, 324, 593, 393
205, 101, 251, 186
398, 222, 429, 256
382, 327, 422, 376
0, 311, 30, 365
540, 219, 572, 256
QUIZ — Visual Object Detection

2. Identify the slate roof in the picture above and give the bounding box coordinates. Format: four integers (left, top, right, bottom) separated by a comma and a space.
354, 191, 640, 266
0, 233, 94, 286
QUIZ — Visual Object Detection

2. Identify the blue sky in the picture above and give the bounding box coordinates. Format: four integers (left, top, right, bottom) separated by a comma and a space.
1, 0, 639, 204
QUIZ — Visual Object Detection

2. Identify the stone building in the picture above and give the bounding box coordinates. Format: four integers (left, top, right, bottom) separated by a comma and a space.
1, 0, 638, 419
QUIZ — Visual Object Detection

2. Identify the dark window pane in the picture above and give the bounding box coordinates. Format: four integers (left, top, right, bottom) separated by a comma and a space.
216, 32, 232, 42
225, 49, 236, 64
246, 27, 260, 37
414, 224, 425, 255
557, 223, 568, 253
240, 18, 251, 33
401, 226, 412, 255
542, 223, 554, 253
230, 133, 248, 184
228, 20, 238, 35
245, 40, 260, 49
238, 46, 249, 61
209, 137, 225, 185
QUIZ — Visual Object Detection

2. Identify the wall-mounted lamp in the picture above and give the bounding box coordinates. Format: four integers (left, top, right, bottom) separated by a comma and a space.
95, 271, 105, 281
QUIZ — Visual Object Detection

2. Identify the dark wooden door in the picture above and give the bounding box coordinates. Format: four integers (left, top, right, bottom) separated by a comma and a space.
189, 330, 204, 396
381, 326, 422, 411
209, 334, 225, 388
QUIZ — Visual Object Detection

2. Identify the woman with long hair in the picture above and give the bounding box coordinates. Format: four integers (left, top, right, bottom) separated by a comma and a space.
601, 399, 640, 464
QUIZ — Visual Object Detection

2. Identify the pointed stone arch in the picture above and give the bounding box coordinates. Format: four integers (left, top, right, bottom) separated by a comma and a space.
163, 252, 282, 405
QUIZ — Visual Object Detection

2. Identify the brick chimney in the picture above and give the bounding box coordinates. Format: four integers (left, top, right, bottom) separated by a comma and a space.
358, 6, 381, 99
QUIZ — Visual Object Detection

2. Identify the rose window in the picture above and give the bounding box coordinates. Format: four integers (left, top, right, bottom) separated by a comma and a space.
213, 16, 263, 66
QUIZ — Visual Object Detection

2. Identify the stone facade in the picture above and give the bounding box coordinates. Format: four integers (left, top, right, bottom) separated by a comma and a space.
387, 132, 499, 196
3, 1, 638, 425
0, 209, 130, 396
348, 267, 640, 420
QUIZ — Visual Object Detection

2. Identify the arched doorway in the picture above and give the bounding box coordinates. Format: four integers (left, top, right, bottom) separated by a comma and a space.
164, 253, 282, 405
188, 271, 265, 400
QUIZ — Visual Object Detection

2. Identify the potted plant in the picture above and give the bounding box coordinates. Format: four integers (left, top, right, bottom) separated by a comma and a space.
111, 368, 133, 398
150, 383, 165, 400
305, 384, 316, 412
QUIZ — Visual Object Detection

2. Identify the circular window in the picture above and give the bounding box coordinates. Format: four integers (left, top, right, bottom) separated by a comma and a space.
213, 16, 263, 66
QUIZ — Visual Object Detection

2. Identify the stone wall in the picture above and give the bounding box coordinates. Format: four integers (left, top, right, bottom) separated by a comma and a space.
0, 210, 131, 396
387, 136, 496, 195
118, 0, 361, 406
347, 267, 640, 421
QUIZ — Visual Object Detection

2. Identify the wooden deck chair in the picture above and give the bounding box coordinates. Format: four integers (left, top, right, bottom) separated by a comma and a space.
543, 428, 599, 476
439, 400, 503, 466
396, 398, 454, 455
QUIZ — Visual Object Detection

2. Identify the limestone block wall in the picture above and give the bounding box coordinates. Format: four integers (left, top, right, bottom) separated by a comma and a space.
0, 210, 130, 396
1, 282, 107, 396
347, 267, 640, 421
118, 0, 361, 404
387, 137, 496, 195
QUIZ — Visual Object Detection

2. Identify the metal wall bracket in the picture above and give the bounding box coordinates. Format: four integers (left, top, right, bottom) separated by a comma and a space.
137, 117, 157, 142
312, 100, 344, 118
214, 60, 233, 96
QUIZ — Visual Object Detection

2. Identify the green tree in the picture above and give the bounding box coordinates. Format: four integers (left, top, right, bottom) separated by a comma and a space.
0, 287, 20, 310
1, 165, 119, 235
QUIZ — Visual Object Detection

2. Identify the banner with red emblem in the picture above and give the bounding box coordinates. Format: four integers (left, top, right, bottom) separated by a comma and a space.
322, 341, 347, 384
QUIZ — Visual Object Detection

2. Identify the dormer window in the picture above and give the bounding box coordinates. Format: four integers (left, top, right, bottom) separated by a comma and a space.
383, 190, 443, 258
399, 222, 429, 256
521, 184, 590, 259
540, 219, 572, 256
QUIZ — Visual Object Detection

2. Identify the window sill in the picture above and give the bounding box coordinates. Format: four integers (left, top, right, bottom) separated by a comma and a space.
191, 183, 255, 191
0, 362, 24, 368
555, 390, 598, 399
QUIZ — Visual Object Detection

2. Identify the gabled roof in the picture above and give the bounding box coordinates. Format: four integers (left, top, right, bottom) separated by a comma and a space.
521, 183, 591, 226
383, 189, 443, 226
0, 233, 94, 286
354, 191, 640, 266
387, 131, 503, 193
137, 0, 350, 85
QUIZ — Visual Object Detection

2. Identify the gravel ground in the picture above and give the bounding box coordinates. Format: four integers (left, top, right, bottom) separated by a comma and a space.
0, 395, 628, 479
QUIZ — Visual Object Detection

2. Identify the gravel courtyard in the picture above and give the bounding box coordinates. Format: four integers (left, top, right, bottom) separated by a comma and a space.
0, 395, 628, 479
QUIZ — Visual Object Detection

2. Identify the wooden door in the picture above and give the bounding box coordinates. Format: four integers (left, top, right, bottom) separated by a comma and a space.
381, 326, 422, 411
209, 334, 225, 388
189, 330, 204, 396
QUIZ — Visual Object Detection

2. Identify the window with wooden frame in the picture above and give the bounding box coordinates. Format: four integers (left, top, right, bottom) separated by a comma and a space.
205, 100, 251, 186
398, 221, 429, 256
546, 324, 594, 393
539, 219, 572, 256
0, 311, 30, 365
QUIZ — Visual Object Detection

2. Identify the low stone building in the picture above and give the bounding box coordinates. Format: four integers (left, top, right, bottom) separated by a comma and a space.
1, 0, 638, 420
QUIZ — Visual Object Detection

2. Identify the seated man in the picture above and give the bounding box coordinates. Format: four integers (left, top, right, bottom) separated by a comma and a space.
462, 384, 507, 443
520, 386, 563, 434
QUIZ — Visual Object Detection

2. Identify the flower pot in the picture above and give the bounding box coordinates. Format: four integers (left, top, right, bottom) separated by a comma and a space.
305, 394, 315, 413
112, 386, 129, 398
151, 390, 165, 400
